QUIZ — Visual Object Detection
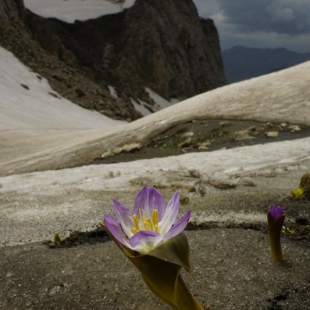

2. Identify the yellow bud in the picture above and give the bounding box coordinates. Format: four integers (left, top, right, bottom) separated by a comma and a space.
292, 188, 304, 199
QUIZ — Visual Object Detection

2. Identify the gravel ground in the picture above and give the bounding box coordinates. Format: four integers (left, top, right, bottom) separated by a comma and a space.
93, 119, 310, 164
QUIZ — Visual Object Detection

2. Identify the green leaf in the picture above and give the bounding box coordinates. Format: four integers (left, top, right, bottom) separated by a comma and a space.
126, 234, 203, 310
130, 253, 203, 310
146, 233, 192, 272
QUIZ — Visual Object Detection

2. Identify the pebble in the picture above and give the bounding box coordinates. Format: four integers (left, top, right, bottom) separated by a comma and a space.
265, 131, 279, 137
289, 125, 301, 132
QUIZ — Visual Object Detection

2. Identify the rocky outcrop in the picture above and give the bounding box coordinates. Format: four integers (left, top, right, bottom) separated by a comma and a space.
0, 0, 140, 121
117, 0, 227, 100
0, 0, 227, 120
0, 0, 25, 21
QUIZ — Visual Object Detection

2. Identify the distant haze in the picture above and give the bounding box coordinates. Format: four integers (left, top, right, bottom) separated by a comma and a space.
221, 46, 310, 83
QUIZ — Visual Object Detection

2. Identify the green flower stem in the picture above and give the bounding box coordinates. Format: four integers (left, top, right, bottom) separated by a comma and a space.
133, 254, 204, 310
267, 213, 285, 261
126, 234, 204, 310
102, 221, 205, 310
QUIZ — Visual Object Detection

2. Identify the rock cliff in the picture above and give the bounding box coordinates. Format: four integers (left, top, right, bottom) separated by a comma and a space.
0, 0, 227, 121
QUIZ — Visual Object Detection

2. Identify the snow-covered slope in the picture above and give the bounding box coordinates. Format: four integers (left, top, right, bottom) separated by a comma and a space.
1, 58, 310, 176
0, 47, 125, 129
0, 55, 310, 248
24, 0, 136, 23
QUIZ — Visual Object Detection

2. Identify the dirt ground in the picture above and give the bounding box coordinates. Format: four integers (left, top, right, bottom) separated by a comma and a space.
1, 119, 310, 310
1, 228, 310, 310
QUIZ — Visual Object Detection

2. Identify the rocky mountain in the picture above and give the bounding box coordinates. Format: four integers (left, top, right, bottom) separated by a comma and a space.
222, 45, 310, 84
0, 0, 227, 121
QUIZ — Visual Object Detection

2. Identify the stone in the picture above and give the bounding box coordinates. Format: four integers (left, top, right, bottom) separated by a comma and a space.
238, 177, 256, 187
265, 131, 279, 137
279, 122, 287, 129
20, 83, 29, 90
247, 126, 256, 132
234, 130, 256, 141
112, 147, 123, 155
122, 143, 143, 152
178, 138, 192, 149
101, 149, 113, 158
219, 121, 231, 127
289, 125, 301, 132
198, 141, 211, 147
180, 131, 194, 138
207, 179, 238, 190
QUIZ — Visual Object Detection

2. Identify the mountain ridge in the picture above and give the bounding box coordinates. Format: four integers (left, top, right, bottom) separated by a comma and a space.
0, 0, 227, 121
222, 45, 310, 84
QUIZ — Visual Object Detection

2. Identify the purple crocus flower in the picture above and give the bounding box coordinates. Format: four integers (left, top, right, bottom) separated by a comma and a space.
267, 204, 285, 261
104, 186, 191, 254
269, 205, 284, 220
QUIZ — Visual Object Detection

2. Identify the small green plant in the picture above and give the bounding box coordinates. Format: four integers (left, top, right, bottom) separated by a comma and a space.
154, 141, 167, 148
197, 127, 229, 143
49, 232, 62, 248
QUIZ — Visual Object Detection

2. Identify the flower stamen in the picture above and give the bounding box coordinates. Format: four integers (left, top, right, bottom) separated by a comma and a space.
143, 221, 152, 230
131, 209, 160, 235
146, 217, 153, 230
152, 209, 159, 233
131, 214, 140, 234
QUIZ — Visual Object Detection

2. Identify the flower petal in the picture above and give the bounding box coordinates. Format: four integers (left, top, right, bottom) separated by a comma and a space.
129, 230, 163, 254
159, 190, 179, 236
133, 186, 166, 219
162, 211, 191, 242
269, 205, 284, 220
104, 215, 128, 247
113, 200, 134, 238
275, 205, 284, 218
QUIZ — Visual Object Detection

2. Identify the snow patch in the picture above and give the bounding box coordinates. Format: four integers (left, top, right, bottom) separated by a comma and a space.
131, 98, 153, 116
145, 87, 175, 109
24, 0, 136, 23
108, 85, 118, 98
0, 46, 125, 129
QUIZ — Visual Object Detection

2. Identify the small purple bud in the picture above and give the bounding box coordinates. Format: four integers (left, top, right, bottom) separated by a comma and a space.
269, 205, 284, 220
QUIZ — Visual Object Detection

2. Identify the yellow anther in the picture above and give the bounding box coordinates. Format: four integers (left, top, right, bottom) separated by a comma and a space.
143, 221, 152, 231
133, 214, 139, 231
131, 227, 138, 234
152, 209, 158, 226
146, 217, 153, 230
131, 209, 160, 235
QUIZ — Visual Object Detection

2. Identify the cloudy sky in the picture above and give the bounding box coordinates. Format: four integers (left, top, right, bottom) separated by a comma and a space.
193, 0, 310, 53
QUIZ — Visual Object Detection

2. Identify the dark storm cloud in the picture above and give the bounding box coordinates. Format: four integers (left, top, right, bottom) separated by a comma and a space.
216, 0, 310, 34
193, 0, 310, 52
